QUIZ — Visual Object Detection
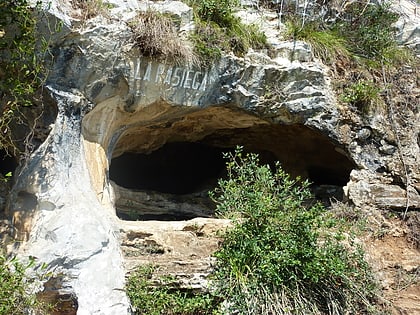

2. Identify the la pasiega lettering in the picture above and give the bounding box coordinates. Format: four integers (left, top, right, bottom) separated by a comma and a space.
129, 58, 208, 93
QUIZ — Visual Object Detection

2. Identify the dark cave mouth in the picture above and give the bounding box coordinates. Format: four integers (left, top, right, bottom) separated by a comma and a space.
110, 142, 227, 195
110, 142, 226, 221
109, 124, 355, 221
0, 150, 18, 178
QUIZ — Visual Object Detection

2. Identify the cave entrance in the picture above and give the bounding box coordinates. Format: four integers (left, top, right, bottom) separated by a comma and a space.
0, 150, 18, 215
0, 150, 17, 178
108, 107, 355, 221
110, 142, 227, 221
110, 142, 226, 195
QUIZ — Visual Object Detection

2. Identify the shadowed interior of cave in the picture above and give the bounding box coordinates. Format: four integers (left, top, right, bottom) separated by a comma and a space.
109, 123, 355, 221
0, 150, 18, 177
110, 142, 227, 195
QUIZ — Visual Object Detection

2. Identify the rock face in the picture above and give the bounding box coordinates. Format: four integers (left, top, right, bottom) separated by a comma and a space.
1, 0, 419, 314
9, 89, 130, 314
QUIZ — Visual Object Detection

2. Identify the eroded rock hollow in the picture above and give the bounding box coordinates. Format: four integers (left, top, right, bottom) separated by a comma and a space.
106, 106, 355, 221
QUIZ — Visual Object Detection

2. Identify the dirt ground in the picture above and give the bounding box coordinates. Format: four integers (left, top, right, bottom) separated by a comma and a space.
363, 211, 419, 315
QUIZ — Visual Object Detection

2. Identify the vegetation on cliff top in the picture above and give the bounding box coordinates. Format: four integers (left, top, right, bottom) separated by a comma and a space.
186, 0, 267, 65
282, 0, 417, 113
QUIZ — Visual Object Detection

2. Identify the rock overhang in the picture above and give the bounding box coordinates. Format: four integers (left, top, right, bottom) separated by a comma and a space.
81, 95, 355, 222
67, 32, 356, 222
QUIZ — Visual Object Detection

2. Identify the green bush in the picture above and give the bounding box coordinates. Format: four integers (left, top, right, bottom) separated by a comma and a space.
126, 265, 217, 315
187, 0, 267, 64
188, 21, 227, 65
188, 0, 239, 28
210, 147, 383, 314
0, 0, 49, 154
0, 253, 47, 314
341, 79, 381, 113
126, 148, 385, 314
337, 2, 399, 62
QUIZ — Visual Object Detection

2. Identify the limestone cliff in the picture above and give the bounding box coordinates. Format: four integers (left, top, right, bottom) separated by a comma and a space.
0, 0, 419, 314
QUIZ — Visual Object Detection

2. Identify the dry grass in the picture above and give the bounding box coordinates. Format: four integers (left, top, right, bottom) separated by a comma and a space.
224, 281, 383, 315
71, 0, 109, 21
128, 10, 198, 66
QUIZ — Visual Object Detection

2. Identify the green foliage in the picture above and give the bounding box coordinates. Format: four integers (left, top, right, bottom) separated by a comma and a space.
187, 0, 267, 65
341, 80, 381, 113
210, 147, 382, 314
0, 0, 48, 154
188, 0, 239, 28
125, 149, 385, 314
337, 2, 399, 62
0, 171, 12, 183
380, 44, 417, 68
0, 253, 47, 314
226, 19, 268, 55
189, 20, 228, 65
283, 1, 414, 116
284, 19, 350, 64
284, 1, 410, 68
126, 265, 217, 315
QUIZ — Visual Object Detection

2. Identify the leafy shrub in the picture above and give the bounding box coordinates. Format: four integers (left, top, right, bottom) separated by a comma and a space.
129, 10, 197, 65
187, 0, 267, 64
0, 253, 47, 314
0, 0, 46, 154
188, 21, 227, 65
188, 0, 239, 28
126, 149, 385, 314
341, 79, 381, 113
210, 147, 383, 314
337, 2, 399, 62
126, 265, 217, 315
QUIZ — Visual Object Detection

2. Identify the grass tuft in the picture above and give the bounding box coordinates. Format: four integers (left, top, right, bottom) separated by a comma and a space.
341, 79, 381, 113
129, 10, 198, 66
71, 0, 111, 21
284, 19, 350, 64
